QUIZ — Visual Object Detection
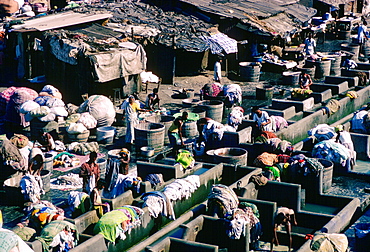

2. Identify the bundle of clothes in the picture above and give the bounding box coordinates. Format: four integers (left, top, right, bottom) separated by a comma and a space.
35, 220, 78, 252
201, 119, 237, 142
207, 184, 262, 248
0, 138, 27, 178
144, 174, 164, 188
20, 173, 45, 203
93, 206, 144, 243
308, 124, 337, 142
253, 152, 284, 181
312, 140, 350, 165
201, 83, 242, 106
142, 175, 200, 220
227, 106, 244, 129
287, 154, 324, 182
103, 173, 142, 199
175, 149, 195, 170
52, 152, 79, 169
67, 191, 91, 216
50, 173, 83, 190
351, 110, 370, 134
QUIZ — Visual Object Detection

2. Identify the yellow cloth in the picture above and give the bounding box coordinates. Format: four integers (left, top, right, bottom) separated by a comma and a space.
130, 102, 139, 112
168, 120, 179, 133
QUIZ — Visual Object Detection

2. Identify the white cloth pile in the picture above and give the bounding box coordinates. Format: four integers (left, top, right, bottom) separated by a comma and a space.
140, 71, 160, 83
77, 95, 116, 127
203, 120, 236, 141
163, 175, 200, 201
21, 85, 68, 122
20, 173, 44, 203
224, 84, 242, 105
308, 124, 337, 142
227, 106, 244, 129
50, 173, 83, 190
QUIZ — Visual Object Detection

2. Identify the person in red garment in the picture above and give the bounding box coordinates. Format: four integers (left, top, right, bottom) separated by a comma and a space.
79, 152, 100, 194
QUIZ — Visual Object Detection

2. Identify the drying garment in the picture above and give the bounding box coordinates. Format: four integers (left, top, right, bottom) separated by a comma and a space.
20, 174, 44, 203
88, 44, 147, 83
115, 206, 144, 234
49, 229, 75, 251
346, 90, 358, 99
271, 116, 288, 132
351, 110, 368, 133
224, 84, 242, 105
323, 99, 340, 115
254, 152, 278, 167
205, 33, 238, 55
50, 173, 83, 190
208, 184, 239, 217
226, 207, 260, 240
202, 120, 231, 142
312, 140, 350, 165
278, 140, 293, 154
310, 233, 348, 252
36, 220, 78, 252
164, 175, 200, 201
142, 191, 171, 219
68, 191, 89, 213
145, 174, 164, 188
228, 106, 244, 128
266, 138, 282, 152
176, 150, 195, 169
105, 158, 121, 192
94, 210, 129, 243
103, 174, 141, 199
201, 83, 223, 97
309, 124, 337, 142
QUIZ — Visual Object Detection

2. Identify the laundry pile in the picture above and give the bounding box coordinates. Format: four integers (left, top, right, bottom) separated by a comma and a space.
50, 173, 83, 190
351, 110, 370, 134
308, 124, 337, 142
202, 119, 237, 142
142, 175, 200, 220
67, 191, 91, 216
312, 139, 350, 165
94, 207, 144, 243
207, 184, 262, 243
103, 174, 142, 199
144, 174, 164, 188
287, 154, 324, 181
35, 220, 78, 252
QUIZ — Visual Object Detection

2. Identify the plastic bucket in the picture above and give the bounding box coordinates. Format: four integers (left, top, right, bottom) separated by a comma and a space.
43, 153, 53, 172
96, 126, 116, 144
213, 147, 248, 166
41, 170, 50, 193
355, 223, 370, 252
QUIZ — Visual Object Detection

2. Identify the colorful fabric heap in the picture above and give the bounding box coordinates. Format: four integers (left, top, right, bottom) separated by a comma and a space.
207, 184, 239, 217
68, 191, 90, 215
36, 220, 78, 252
94, 211, 129, 243
288, 154, 324, 179
115, 206, 144, 234
312, 140, 350, 165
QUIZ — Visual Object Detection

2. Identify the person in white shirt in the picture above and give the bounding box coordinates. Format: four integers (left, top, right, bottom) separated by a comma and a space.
214, 58, 222, 83
252, 106, 272, 132
358, 21, 368, 53
304, 33, 316, 55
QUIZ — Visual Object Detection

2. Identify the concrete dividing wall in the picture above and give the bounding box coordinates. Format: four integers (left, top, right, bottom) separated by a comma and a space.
349, 132, 370, 160
276, 85, 370, 144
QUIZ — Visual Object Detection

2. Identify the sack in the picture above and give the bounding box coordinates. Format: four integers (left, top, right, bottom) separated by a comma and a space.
29, 106, 50, 117
310, 233, 348, 252
77, 112, 97, 129
194, 141, 206, 156
50, 107, 68, 117
65, 114, 81, 127
78, 95, 115, 127
66, 103, 79, 115
67, 122, 87, 134
19, 100, 40, 114
38, 112, 56, 122
10, 134, 29, 148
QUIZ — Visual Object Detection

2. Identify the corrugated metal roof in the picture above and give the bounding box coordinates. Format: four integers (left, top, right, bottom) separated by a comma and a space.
11, 11, 112, 32
317, 0, 354, 8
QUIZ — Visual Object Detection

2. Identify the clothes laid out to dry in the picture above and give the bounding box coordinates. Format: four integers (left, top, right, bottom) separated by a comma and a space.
207, 184, 239, 217
144, 174, 164, 188
142, 175, 200, 220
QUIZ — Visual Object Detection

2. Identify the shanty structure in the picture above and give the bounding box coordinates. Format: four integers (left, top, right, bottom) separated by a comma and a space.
5, 11, 148, 103
76, 2, 238, 84
146, 0, 317, 41
313, 0, 368, 17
